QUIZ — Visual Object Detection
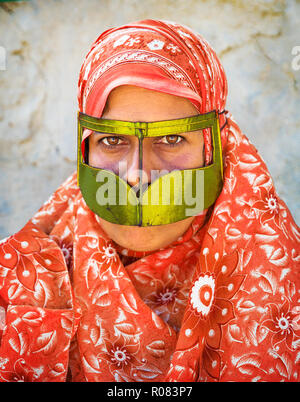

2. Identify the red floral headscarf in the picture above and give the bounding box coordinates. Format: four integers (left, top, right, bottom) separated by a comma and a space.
77, 19, 228, 165
0, 20, 299, 383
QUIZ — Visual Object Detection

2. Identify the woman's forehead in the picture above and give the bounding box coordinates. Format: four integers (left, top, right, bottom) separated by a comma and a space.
102, 85, 199, 122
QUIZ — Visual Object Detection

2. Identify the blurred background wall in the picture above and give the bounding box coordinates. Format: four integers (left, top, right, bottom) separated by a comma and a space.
0, 0, 299, 238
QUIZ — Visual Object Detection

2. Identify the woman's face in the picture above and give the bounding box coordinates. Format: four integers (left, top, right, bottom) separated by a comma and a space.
89, 86, 204, 182
88, 85, 205, 251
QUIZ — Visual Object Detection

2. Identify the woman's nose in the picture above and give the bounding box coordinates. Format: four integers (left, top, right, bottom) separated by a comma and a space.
123, 144, 145, 188
124, 141, 155, 188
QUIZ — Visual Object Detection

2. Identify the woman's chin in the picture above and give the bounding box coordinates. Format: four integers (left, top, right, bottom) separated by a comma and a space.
98, 217, 194, 252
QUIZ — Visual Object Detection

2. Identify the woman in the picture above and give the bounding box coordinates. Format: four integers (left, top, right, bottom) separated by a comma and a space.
0, 19, 299, 382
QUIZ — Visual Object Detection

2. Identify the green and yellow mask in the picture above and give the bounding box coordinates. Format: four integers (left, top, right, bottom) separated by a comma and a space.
77, 111, 223, 226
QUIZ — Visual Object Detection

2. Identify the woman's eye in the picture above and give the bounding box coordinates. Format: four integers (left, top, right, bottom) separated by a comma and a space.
101, 136, 122, 146
161, 135, 183, 145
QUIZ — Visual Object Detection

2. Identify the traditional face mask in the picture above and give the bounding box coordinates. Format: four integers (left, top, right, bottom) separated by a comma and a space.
77, 111, 223, 226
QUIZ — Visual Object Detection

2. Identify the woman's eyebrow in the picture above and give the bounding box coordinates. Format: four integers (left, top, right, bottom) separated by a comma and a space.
92, 131, 121, 136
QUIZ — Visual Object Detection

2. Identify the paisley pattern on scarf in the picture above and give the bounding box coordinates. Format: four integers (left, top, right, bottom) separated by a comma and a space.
0, 20, 299, 382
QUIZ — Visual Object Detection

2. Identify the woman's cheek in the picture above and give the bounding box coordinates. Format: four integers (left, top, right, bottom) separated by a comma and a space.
162, 152, 203, 170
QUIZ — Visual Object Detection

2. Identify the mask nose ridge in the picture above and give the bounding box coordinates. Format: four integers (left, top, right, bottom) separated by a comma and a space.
121, 143, 149, 189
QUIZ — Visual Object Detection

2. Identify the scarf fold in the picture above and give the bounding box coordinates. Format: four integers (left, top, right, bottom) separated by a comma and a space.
0, 19, 299, 382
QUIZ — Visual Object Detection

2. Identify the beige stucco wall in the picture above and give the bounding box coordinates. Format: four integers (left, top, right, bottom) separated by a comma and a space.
0, 0, 299, 237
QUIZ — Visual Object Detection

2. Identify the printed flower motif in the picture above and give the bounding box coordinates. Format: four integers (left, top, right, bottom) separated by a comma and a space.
144, 266, 191, 329
156, 287, 178, 305
90, 240, 118, 279
147, 39, 165, 50
190, 273, 215, 318
177, 250, 244, 379
97, 336, 140, 376
252, 186, 281, 228
261, 298, 300, 351
145, 274, 185, 308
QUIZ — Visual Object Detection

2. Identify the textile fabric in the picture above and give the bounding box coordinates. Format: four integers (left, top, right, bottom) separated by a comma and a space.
0, 20, 299, 382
